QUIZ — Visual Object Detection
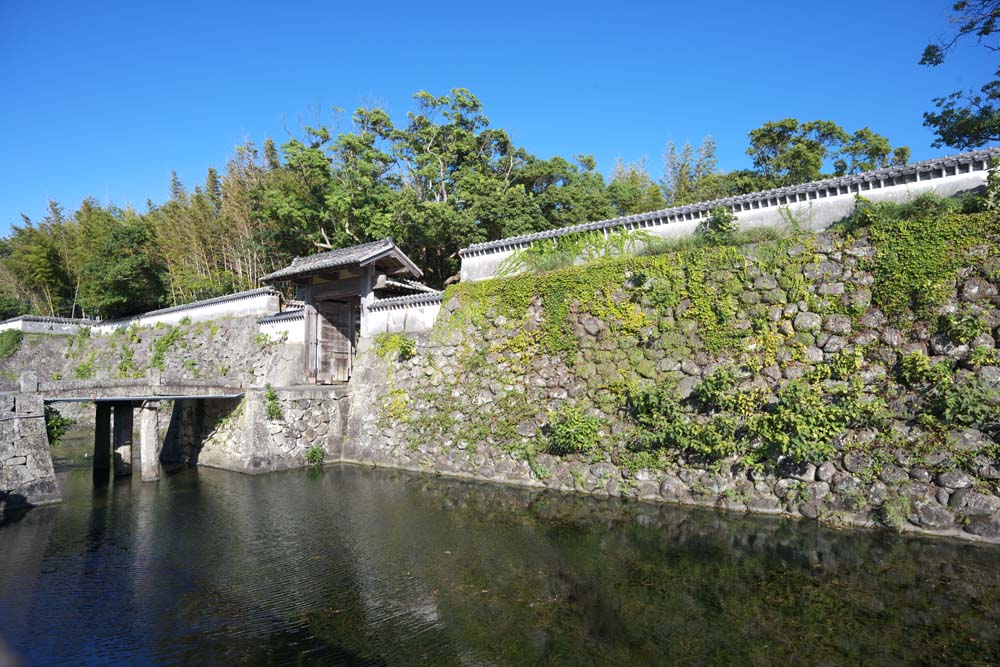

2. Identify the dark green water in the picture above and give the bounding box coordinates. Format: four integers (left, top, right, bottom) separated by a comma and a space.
1, 461, 999, 666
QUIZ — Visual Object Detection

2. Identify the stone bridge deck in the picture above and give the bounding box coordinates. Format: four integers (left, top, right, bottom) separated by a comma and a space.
3, 371, 246, 404
36, 378, 245, 403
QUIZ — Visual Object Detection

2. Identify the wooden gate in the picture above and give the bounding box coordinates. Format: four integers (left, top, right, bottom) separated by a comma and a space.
305, 299, 355, 383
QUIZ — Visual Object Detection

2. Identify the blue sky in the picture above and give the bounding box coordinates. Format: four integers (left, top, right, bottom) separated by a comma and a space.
0, 0, 995, 235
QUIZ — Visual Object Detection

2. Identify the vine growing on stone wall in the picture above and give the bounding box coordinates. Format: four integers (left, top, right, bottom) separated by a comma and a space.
265, 384, 283, 420
0, 330, 23, 359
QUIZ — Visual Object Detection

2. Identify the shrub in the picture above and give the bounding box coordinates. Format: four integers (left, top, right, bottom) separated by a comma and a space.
939, 309, 987, 344
305, 446, 325, 465
897, 351, 952, 388
150, 326, 184, 370
117, 347, 142, 379
830, 348, 865, 380
747, 381, 843, 463
747, 379, 885, 465
44, 407, 75, 446
374, 333, 416, 361
696, 206, 737, 240
969, 346, 999, 368
73, 355, 96, 379
254, 332, 283, 347
881, 494, 912, 531
544, 405, 606, 456
692, 367, 736, 410
932, 378, 999, 426
0, 330, 23, 358
265, 384, 283, 420
498, 228, 653, 276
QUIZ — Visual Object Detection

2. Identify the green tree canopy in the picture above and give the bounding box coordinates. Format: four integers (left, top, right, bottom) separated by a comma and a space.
747, 119, 909, 187
920, 0, 1000, 148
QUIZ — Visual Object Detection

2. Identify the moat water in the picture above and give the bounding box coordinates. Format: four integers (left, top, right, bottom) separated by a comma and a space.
1, 439, 1000, 666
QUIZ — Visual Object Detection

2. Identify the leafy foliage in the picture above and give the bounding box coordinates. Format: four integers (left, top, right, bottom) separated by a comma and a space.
0, 88, 911, 319
748, 380, 884, 465
44, 406, 75, 447
695, 206, 737, 240
940, 309, 987, 344
544, 405, 607, 456
497, 228, 653, 276
374, 333, 416, 361
847, 194, 1000, 319
919, 0, 1000, 148
305, 446, 325, 465
897, 351, 952, 388
931, 377, 1000, 426
265, 384, 283, 420
747, 119, 908, 186
0, 330, 23, 358
150, 325, 185, 371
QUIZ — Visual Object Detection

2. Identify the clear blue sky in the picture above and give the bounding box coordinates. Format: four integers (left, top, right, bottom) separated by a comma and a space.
0, 0, 994, 235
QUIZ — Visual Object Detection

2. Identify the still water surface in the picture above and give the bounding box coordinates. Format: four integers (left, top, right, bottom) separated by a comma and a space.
1, 454, 999, 666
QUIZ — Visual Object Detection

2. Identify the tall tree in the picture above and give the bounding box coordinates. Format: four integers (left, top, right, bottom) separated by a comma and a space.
920, 0, 1000, 148
662, 137, 733, 205
607, 158, 665, 215
747, 119, 908, 186
78, 213, 163, 319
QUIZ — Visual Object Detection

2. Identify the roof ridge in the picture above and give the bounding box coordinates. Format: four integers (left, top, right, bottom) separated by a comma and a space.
368, 291, 444, 310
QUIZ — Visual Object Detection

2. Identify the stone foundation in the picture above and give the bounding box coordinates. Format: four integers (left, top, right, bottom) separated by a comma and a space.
168, 386, 349, 474
0, 393, 59, 512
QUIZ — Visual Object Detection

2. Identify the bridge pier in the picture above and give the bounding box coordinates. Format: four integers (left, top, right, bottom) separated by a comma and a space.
139, 401, 160, 482
112, 402, 133, 477
93, 403, 112, 483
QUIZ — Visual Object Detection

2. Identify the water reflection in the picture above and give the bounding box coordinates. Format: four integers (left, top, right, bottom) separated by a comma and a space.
0, 464, 998, 666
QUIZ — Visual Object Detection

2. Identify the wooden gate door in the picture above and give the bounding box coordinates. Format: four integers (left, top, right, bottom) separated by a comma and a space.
315, 300, 354, 383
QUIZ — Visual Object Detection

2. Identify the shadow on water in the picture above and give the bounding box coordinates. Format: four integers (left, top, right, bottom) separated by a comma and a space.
0, 463, 998, 666
0, 493, 31, 527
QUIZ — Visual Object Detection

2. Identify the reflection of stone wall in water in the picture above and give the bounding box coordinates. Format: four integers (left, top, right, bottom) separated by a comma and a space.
0, 394, 59, 510
347, 226, 1000, 543
307, 467, 1000, 666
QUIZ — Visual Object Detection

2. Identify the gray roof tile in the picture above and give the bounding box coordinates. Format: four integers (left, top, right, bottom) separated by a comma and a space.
367, 291, 444, 310
262, 238, 421, 282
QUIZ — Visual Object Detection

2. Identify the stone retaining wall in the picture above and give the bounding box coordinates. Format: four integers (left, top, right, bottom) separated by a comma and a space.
0, 394, 59, 512
0, 315, 303, 389
347, 227, 1000, 543
166, 387, 348, 474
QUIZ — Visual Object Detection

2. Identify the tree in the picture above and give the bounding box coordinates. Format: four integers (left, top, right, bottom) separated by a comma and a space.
5, 218, 73, 316
920, 0, 1000, 148
836, 128, 911, 174
747, 119, 848, 185
607, 158, 665, 215
78, 216, 164, 319
747, 119, 909, 186
661, 137, 735, 205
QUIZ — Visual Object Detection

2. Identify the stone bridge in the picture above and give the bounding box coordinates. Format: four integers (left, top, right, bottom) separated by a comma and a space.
2, 371, 246, 512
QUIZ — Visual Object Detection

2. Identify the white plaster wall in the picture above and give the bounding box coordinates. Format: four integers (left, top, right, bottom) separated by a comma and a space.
460, 247, 517, 283
0, 319, 89, 335
365, 303, 441, 336
259, 317, 305, 345
93, 294, 281, 335
459, 170, 988, 282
